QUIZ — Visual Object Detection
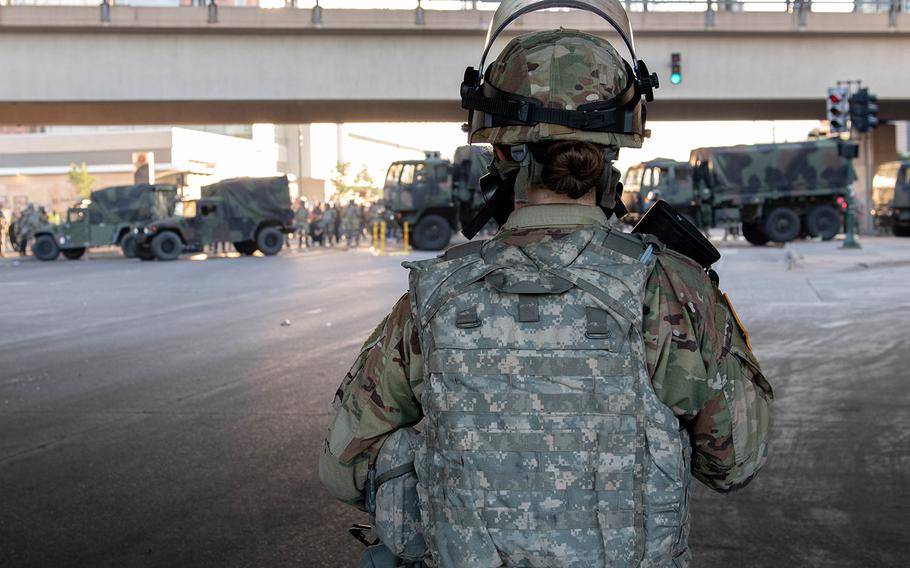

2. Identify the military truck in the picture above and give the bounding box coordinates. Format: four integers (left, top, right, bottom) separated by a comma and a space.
620, 158, 698, 225
382, 145, 492, 250
690, 139, 856, 244
871, 160, 910, 236
31, 184, 177, 261
133, 176, 294, 261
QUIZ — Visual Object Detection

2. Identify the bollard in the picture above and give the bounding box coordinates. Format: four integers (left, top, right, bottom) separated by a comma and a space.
380, 222, 386, 256
403, 222, 409, 254
372, 221, 378, 251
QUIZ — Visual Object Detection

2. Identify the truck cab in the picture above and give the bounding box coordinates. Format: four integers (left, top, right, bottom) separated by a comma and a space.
621, 159, 698, 225
871, 161, 910, 236
383, 154, 458, 250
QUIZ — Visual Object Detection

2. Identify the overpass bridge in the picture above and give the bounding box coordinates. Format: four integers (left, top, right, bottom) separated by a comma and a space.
0, 3, 909, 124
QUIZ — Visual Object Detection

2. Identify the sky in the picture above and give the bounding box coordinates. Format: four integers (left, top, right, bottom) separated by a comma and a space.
309, 120, 821, 188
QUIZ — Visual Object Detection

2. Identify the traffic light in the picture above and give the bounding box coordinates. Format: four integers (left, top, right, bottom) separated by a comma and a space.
670, 53, 682, 85
826, 87, 849, 133
849, 88, 879, 133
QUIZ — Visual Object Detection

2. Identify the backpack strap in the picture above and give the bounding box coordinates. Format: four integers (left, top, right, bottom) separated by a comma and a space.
600, 228, 663, 262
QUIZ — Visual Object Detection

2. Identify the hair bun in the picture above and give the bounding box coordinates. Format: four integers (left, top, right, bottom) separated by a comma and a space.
536, 141, 605, 199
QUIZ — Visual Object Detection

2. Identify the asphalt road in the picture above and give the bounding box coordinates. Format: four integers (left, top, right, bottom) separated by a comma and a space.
1, 239, 908, 567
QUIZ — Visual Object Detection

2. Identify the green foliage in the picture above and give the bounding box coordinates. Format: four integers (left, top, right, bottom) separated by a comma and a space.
68, 162, 96, 200
331, 162, 381, 202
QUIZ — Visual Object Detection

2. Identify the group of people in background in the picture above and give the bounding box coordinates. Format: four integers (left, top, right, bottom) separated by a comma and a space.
290, 198, 397, 250
0, 204, 50, 257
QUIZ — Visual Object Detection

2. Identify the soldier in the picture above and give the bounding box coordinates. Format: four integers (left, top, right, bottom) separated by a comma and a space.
0, 209, 6, 256
342, 200, 364, 247
320, 2, 772, 566
321, 203, 338, 247
295, 200, 311, 249
17, 204, 38, 256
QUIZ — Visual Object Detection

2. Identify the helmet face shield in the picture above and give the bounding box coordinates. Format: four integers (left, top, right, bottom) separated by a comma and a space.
480, 0, 639, 70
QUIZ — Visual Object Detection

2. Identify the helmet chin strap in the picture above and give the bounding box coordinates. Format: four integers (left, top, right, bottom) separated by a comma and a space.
508, 144, 540, 205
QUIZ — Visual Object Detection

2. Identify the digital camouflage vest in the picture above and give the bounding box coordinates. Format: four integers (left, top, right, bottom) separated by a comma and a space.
405, 225, 691, 568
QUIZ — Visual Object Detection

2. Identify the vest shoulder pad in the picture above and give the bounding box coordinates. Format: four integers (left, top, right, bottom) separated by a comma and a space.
443, 239, 486, 262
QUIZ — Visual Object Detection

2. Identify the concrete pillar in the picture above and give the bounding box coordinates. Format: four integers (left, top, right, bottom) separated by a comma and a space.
853, 123, 898, 233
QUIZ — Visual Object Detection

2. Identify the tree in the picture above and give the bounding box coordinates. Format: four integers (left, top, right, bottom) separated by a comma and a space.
330, 162, 380, 202
68, 162, 96, 200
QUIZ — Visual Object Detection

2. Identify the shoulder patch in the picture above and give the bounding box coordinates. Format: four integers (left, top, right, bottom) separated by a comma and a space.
723, 293, 753, 351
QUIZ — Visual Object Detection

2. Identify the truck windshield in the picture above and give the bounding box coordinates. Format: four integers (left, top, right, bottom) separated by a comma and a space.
385, 164, 403, 186
623, 166, 642, 194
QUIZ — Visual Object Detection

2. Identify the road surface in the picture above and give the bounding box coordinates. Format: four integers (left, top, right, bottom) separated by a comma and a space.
0, 239, 907, 567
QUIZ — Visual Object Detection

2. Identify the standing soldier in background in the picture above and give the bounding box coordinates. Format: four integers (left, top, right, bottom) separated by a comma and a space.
319, 1, 772, 566
17, 204, 39, 256
321, 203, 338, 247
342, 200, 364, 248
295, 200, 311, 249
0, 209, 6, 256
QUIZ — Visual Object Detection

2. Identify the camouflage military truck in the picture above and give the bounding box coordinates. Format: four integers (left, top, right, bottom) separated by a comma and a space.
133, 176, 294, 261
382, 145, 492, 250
620, 158, 697, 224
689, 139, 856, 244
871, 160, 910, 236
31, 184, 177, 261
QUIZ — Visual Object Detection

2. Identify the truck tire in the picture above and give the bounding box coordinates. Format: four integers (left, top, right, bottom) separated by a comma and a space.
412, 214, 452, 251
62, 248, 86, 260
806, 204, 840, 241
33, 235, 60, 261
120, 234, 138, 258
763, 207, 801, 243
256, 227, 284, 255
742, 222, 770, 246
233, 241, 257, 255
150, 231, 182, 261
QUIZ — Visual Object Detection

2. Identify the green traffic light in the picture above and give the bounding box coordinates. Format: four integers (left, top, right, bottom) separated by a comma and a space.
670, 72, 682, 85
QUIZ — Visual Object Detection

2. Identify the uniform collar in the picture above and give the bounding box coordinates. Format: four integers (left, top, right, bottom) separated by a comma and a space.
501, 204, 608, 231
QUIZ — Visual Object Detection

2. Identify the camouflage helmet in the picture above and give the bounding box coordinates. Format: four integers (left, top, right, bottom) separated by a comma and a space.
460, 0, 657, 149
467, 29, 645, 148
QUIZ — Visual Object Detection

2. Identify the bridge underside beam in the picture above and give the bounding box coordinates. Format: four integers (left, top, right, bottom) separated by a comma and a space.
4, 100, 910, 126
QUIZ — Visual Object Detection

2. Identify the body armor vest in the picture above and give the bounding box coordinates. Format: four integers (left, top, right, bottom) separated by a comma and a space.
405, 225, 691, 568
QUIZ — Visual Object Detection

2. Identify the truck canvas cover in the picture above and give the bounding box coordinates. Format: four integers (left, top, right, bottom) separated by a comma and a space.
201, 176, 291, 220
89, 184, 176, 224
690, 139, 855, 199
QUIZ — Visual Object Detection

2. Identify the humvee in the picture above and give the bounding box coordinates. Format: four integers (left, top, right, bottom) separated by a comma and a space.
31, 184, 177, 261
134, 176, 294, 261
871, 161, 910, 236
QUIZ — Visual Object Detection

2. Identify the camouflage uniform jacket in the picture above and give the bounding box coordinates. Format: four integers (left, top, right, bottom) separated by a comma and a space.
320, 204, 773, 509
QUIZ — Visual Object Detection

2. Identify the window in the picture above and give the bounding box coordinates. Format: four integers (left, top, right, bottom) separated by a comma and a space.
622, 166, 642, 194
385, 163, 402, 185
200, 203, 217, 216
399, 164, 416, 185
413, 164, 427, 185
182, 201, 197, 218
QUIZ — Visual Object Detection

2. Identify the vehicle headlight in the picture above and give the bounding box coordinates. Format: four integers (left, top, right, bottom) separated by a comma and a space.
143, 227, 150, 235
58, 237, 65, 245
133, 228, 139, 234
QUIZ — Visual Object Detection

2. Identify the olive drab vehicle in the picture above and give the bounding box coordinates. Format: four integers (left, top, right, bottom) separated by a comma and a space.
134, 176, 295, 261
31, 184, 178, 261
871, 161, 910, 236
687, 138, 857, 244
382, 145, 492, 250
620, 158, 697, 224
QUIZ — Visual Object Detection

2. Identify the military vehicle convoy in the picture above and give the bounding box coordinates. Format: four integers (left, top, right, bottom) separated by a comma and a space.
622, 139, 857, 245
134, 176, 295, 261
382, 145, 492, 250
871, 160, 910, 236
32, 183, 177, 261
